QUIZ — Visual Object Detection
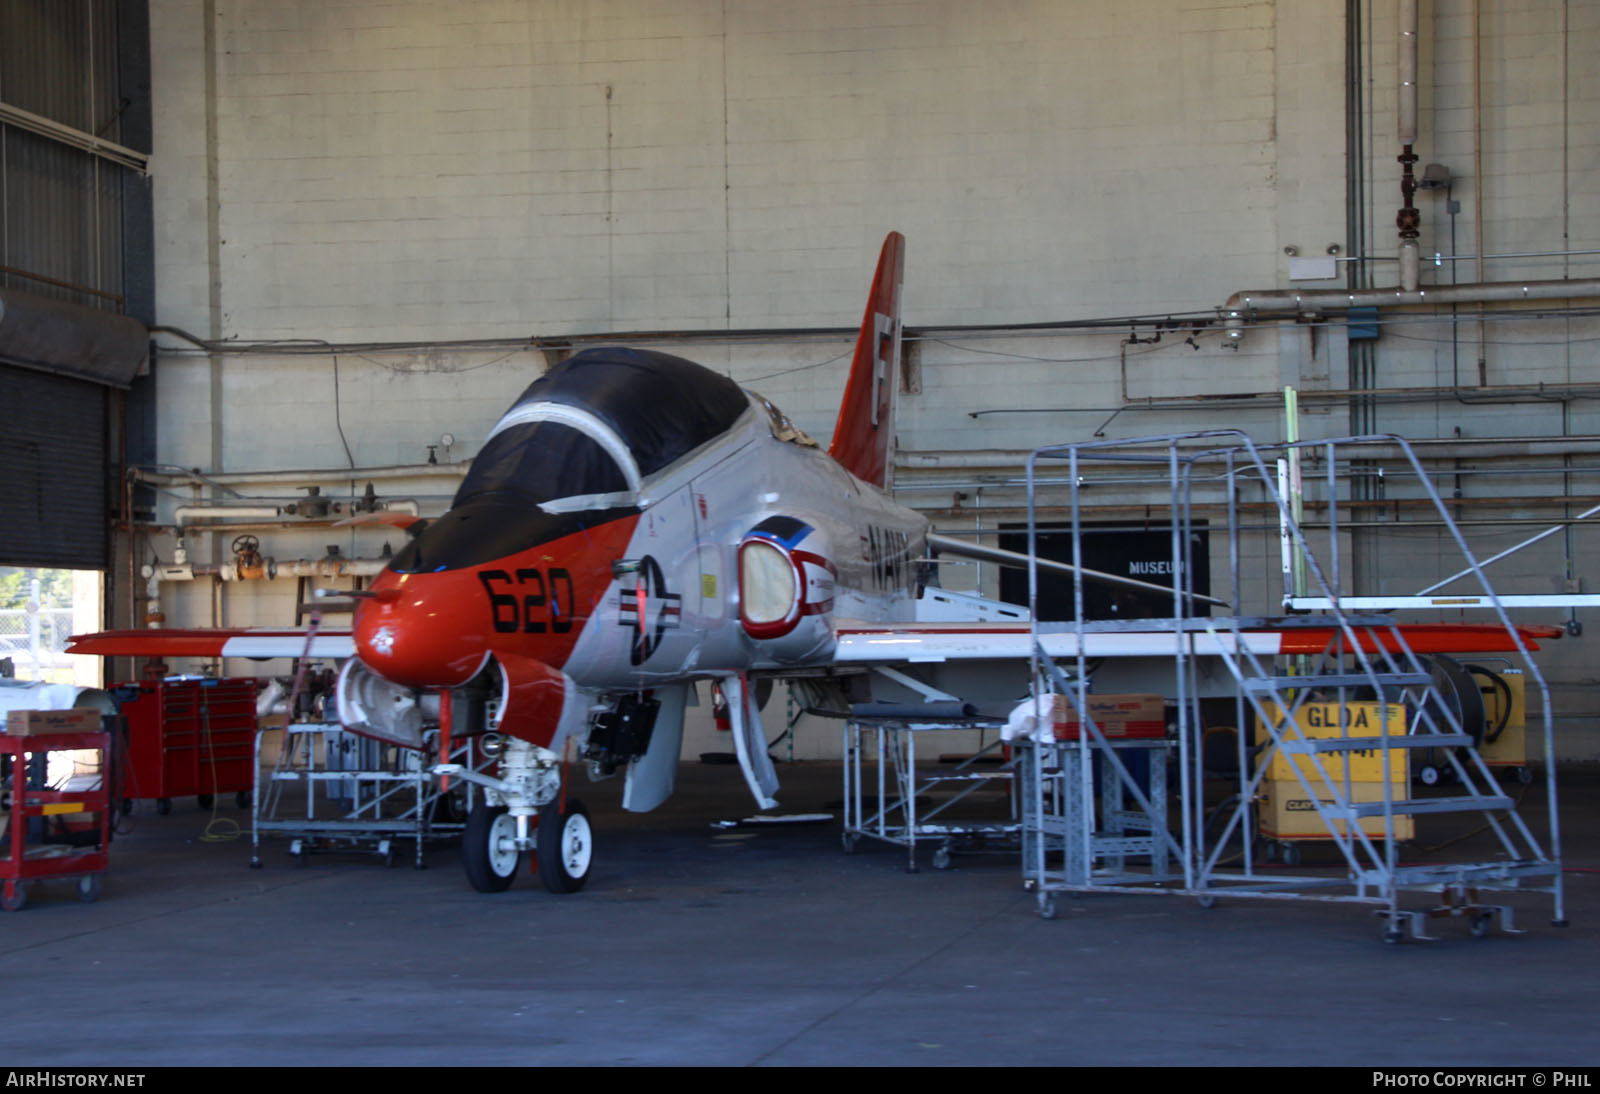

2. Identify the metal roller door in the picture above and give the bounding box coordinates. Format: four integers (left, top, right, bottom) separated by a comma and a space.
0, 364, 108, 569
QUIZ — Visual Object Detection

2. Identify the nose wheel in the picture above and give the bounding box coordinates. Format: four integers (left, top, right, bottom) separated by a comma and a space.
463, 804, 522, 893
536, 799, 592, 893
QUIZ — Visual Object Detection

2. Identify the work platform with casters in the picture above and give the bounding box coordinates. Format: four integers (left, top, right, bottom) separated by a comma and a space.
1013, 431, 1564, 942
841, 705, 1016, 873
252, 721, 483, 869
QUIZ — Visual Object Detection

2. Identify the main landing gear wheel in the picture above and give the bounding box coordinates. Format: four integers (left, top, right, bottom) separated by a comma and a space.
536, 799, 592, 894
464, 804, 521, 893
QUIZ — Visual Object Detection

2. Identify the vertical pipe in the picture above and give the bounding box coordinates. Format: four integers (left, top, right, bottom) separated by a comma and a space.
1397, 0, 1421, 292
1472, 0, 1487, 384
1398, 0, 1418, 144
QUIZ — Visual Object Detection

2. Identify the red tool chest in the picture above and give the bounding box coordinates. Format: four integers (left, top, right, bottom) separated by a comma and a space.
117, 678, 258, 813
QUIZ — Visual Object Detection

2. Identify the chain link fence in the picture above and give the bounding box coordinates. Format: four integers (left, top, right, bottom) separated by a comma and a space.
0, 605, 77, 683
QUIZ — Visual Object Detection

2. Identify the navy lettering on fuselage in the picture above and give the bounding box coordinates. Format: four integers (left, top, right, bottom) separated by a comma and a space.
863, 526, 910, 593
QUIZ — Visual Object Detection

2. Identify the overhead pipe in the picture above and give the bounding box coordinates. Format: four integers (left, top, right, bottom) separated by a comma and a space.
1221, 277, 1600, 321
135, 463, 467, 488
898, 435, 1600, 471
170, 500, 421, 527
174, 505, 281, 524
139, 555, 395, 630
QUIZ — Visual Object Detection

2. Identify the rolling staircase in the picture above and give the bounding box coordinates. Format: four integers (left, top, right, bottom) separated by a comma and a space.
1018, 431, 1564, 941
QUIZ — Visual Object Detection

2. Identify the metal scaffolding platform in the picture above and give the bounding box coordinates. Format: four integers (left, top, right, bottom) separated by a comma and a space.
252, 722, 484, 869
841, 712, 1017, 872
1016, 431, 1565, 942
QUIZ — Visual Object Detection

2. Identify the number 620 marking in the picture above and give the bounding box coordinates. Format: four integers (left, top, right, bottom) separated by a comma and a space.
477, 568, 575, 634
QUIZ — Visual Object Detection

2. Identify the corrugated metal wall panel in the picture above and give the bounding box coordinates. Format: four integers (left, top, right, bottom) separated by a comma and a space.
0, 2, 145, 580
0, 0, 127, 310
0, 364, 107, 570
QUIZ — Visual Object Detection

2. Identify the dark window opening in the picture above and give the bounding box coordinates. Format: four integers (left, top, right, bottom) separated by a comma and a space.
998, 521, 1211, 622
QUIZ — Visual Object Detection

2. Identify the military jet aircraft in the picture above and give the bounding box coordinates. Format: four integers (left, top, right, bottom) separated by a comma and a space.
70, 232, 1555, 894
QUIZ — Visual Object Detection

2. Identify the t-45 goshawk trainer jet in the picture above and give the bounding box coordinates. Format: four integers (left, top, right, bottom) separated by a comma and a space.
71, 233, 1554, 894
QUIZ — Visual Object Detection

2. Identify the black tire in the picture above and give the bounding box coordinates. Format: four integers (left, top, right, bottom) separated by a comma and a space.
76, 875, 101, 903
536, 799, 592, 894
197, 794, 214, 809
1, 882, 25, 912
464, 804, 520, 893
432, 784, 468, 825
156, 798, 171, 816
236, 791, 252, 809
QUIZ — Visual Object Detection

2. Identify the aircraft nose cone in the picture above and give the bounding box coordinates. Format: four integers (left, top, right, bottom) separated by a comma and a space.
353, 573, 487, 688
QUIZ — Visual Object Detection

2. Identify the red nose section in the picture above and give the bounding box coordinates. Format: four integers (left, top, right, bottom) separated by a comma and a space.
353, 512, 640, 690
353, 570, 493, 688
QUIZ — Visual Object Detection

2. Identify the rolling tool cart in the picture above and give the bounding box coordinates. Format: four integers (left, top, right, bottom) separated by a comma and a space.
0, 710, 111, 910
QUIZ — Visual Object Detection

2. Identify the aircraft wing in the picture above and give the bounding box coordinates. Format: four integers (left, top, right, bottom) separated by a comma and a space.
832, 620, 1561, 664
65, 628, 355, 661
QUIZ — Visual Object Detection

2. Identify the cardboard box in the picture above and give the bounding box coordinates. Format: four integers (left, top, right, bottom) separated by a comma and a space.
4, 709, 102, 737
1258, 778, 1414, 841
1256, 701, 1408, 783
1051, 693, 1166, 740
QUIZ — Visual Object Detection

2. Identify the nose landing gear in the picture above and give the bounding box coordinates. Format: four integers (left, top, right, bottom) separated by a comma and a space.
442, 737, 589, 894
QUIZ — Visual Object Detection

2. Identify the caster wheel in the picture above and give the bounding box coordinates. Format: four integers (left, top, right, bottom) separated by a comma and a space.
1516, 767, 1533, 785
1384, 930, 1405, 945
236, 791, 252, 809
156, 798, 171, 816
1279, 843, 1301, 866
537, 798, 592, 894
932, 848, 952, 871
197, 794, 214, 809
119, 799, 133, 816
1037, 893, 1057, 920
840, 833, 857, 854
1197, 893, 1217, 909
2, 883, 25, 912
464, 804, 520, 893
431, 785, 468, 824
76, 875, 101, 903
1471, 912, 1494, 938
249, 857, 262, 870
1419, 766, 1441, 787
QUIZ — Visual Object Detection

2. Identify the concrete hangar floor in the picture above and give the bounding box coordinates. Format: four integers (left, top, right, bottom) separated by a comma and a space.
1, 760, 1596, 1067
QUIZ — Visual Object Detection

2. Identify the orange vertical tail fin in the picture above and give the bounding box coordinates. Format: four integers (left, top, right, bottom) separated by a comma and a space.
828, 231, 905, 488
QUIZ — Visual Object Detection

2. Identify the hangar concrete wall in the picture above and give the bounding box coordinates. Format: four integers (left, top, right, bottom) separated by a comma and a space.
132, 0, 1600, 760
